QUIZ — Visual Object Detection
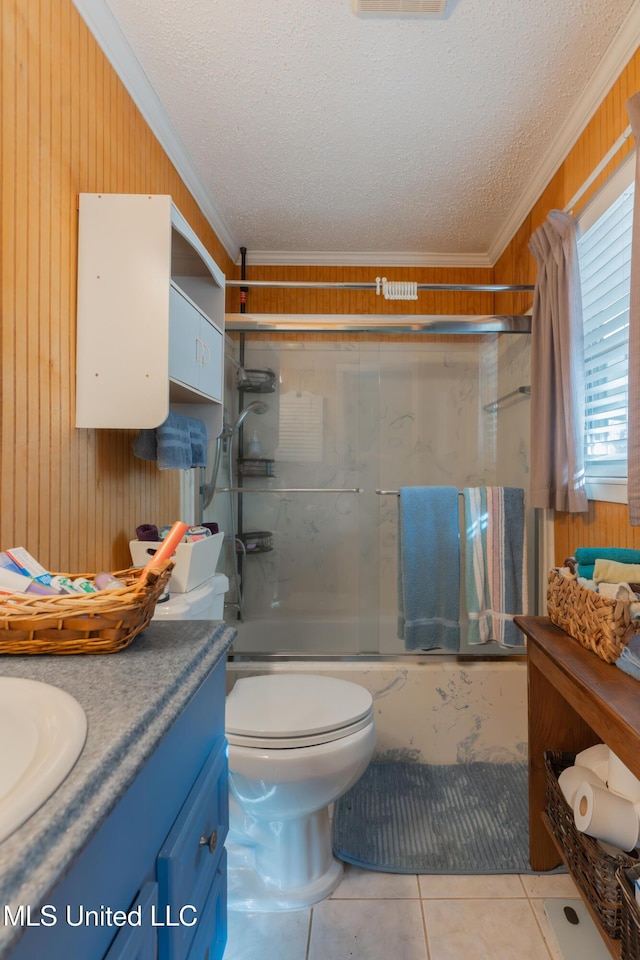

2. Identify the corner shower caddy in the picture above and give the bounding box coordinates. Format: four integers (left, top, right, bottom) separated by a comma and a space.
231, 367, 278, 617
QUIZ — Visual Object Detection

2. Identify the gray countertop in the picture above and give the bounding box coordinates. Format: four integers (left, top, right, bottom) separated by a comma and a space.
0, 620, 235, 955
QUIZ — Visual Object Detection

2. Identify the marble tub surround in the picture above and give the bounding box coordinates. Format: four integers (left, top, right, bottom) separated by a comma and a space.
0, 621, 234, 956
227, 660, 527, 765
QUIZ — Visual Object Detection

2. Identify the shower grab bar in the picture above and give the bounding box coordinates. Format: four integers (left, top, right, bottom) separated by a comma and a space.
216, 486, 365, 494
482, 385, 531, 412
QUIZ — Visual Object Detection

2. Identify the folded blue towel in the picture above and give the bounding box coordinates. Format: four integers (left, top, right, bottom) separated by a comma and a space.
464, 487, 527, 647
397, 487, 460, 652
133, 413, 208, 470
628, 634, 640, 656
576, 548, 640, 579
616, 646, 640, 682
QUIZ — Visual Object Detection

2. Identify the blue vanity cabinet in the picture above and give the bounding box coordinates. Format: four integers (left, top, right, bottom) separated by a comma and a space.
156, 738, 229, 960
4, 654, 229, 960
102, 883, 159, 960
183, 853, 227, 960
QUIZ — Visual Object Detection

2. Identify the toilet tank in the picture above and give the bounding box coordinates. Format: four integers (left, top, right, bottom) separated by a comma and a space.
152, 573, 229, 620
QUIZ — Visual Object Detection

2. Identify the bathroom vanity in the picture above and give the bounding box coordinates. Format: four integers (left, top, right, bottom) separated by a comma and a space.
0, 620, 234, 960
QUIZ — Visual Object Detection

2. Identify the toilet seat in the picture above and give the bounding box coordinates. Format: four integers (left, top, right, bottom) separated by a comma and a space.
226, 674, 374, 749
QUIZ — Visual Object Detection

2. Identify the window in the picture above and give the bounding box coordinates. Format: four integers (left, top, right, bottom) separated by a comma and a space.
576, 154, 634, 502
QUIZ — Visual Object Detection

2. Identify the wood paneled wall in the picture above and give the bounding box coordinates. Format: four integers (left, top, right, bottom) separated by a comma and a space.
3, 0, 639, 572
1, 0, 235, 572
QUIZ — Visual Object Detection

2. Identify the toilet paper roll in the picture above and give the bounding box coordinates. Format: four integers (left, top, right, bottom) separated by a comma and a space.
608, 750, 640, 801
575, 743, 609, 783
573, 782, 640, 852
557, 765, 605, 807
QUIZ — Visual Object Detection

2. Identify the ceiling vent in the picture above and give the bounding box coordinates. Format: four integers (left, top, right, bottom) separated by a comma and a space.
352, 0, 453, 18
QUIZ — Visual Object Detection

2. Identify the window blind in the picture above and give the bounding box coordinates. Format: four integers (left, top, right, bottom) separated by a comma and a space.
577, 182, 634, 476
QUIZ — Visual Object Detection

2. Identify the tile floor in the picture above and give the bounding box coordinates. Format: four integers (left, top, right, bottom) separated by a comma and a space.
223, 867, 584, 960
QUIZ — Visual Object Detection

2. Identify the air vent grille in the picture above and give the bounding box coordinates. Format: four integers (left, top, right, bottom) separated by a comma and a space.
352, 0, 452, 17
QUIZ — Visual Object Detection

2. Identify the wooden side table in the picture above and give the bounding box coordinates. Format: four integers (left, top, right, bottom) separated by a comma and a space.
516, 615, 640, 958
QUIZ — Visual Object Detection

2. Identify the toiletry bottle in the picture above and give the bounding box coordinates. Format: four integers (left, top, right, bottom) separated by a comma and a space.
248, 431, 261, 457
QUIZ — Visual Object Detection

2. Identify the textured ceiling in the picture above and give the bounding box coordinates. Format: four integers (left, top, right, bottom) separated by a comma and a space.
102, 0, 637, 262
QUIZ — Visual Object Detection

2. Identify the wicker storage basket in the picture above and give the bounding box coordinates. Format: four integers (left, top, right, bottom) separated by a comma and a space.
547, 567, 640, 663
618, 864, 640, 960
545, 750, 638, 939
0, 561, 173, 655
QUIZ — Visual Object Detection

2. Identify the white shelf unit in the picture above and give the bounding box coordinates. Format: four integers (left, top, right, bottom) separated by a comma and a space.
76, 193, 225, 438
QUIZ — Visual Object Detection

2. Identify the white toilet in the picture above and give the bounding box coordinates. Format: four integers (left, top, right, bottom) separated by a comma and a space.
225, 673, 376, 911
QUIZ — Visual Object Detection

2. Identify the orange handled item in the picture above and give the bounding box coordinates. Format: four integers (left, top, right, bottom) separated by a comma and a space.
140, 520, 188, 579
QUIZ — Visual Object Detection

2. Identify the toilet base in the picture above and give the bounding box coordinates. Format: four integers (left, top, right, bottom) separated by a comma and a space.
226, 838, 343, 911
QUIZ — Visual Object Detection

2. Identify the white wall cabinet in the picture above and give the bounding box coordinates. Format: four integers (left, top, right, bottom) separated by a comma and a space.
76, 194, 225, 437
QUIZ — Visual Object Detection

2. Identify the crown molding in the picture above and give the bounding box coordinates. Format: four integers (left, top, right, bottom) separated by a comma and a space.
72, 0, 240, 261
488, 0, 640, 266
236, 249, 493, 268
73, 0, 640, 274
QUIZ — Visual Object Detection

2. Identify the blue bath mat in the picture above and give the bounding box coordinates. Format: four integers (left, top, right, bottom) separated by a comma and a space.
333, 760, 541, 874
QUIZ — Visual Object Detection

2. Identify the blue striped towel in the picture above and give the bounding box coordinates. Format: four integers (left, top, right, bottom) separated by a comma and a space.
463, 487, 527, 647
397, 487, 460, 652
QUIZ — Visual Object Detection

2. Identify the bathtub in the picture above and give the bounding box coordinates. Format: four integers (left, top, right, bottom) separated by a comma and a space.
226, 657, 528, 764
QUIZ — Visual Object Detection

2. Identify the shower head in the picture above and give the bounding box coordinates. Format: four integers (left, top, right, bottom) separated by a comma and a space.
232, 401, 268, 432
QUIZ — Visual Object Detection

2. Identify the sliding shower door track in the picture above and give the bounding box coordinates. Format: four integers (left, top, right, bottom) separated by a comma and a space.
228, 652, 527, 663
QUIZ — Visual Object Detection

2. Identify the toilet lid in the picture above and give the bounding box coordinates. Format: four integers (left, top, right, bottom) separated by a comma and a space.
226, 674, 373, 748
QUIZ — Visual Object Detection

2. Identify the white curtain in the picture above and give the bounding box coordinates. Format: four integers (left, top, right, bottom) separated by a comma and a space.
626, 94, 640, 524
528, 210, 588, 513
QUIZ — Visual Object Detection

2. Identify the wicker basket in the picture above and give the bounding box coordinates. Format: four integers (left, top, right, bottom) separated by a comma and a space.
618, 864, 640, 960
545, 750, 638, 939
547, 567, 640, 663
0, 561, 173, 655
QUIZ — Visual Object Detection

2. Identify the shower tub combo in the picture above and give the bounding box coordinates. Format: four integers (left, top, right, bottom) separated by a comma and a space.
203, 312, 534, 766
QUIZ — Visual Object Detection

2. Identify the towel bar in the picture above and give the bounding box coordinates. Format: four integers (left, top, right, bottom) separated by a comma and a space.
376, 489, 465, 497
216, 487, 364, 494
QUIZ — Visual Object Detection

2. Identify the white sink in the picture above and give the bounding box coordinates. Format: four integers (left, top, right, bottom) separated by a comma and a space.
0, 677, 87, 844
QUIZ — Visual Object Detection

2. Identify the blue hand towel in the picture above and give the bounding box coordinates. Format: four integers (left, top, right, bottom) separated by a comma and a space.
132, 428, 157, 462
188, 417, 208, 467
133, 413, 193, 470
464, 487, 527, 647
397, 486, 460, 652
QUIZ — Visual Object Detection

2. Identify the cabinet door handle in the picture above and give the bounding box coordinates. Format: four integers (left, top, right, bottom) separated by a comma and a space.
201, 342, 211, 367
195, 337, 204, 363
199, 829, 218, 854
